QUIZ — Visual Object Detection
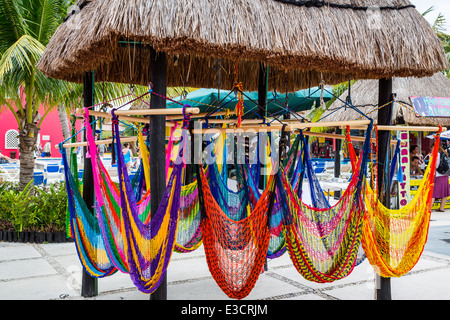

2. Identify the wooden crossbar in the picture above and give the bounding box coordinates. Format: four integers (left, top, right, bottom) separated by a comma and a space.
76, 107, 200, 116
171, 110, 236, 120
75, 109, 178, 127
342, 125, 445, 132
60, 136, 137, 149
192, 120, 373, 133
302, 131, 398, 145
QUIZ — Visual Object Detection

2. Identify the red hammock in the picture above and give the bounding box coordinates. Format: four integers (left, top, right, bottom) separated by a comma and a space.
197, 164, 276, 299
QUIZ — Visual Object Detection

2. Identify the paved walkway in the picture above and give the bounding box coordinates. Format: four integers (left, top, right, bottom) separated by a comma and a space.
1, 212, 450, 301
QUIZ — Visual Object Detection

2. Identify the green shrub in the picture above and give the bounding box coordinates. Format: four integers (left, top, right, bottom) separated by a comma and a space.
0, 181, 68, 232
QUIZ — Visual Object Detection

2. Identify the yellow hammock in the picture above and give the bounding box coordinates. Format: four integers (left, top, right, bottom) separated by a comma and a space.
361, 130, 441, 278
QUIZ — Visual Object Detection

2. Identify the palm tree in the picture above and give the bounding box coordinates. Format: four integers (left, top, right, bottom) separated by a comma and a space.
0, 0, 190, 190
422, 6, 450, 77
0, 0, 76, 190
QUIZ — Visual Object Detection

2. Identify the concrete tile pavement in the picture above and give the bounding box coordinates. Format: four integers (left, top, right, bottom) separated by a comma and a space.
1, 212, 450, 301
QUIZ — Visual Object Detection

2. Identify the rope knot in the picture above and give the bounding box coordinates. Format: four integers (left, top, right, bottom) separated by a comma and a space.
182, 104, 191, 129
111, 109, 119, 125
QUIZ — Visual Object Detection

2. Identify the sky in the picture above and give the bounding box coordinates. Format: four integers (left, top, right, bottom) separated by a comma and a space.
411, 0, 450, 33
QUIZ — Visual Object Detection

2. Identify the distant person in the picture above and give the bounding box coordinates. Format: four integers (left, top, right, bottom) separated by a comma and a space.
432, 143, 450, 212
410, 144, 424, 165
44, 142, 51, 157
410, 156, 423, 176
35, 143, 43, 158
0, 150, 13, 164
133, 147, 141, 169
122, 142, 134, 171
96, 134, 105, 159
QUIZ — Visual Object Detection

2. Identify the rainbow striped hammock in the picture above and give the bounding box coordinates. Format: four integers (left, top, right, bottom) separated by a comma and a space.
61, 142, 118, 278
66, 108, 188, 293
360, 128, 441, 278
61, 114, 154, 279
275, 123, 373, 283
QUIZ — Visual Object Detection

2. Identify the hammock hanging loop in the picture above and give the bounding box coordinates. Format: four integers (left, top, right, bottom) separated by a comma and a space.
182, 104, 192, 129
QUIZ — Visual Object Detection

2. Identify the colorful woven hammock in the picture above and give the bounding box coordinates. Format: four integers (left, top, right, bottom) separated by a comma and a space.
61, 122, 118, 278
174, 179, 203, 252
64, 107, 188, 294
274, 131, 330, 258
276, 123, 372, 283
62, 148, 118, 278
208, 132, 287, 259
84, 111, 152, 274
196, 154, 277, 299
109, 109, 187, 293
361, 129, 441, 278
262, 131, 331, 260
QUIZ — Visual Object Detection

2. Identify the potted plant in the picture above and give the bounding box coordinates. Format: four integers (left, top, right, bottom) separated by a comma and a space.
9, 180, 34, 242
0, 182, 13, 242
32, 182, 69, 243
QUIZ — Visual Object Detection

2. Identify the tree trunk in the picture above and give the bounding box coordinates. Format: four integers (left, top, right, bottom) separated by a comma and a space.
57, 105, 71, 140
18, 122, 39, 190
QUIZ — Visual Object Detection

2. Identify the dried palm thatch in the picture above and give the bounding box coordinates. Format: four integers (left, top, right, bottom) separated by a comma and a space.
37, 0, 448, 91
320, 72, 450, 126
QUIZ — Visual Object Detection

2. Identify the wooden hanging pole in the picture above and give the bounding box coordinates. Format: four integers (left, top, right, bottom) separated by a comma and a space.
342, 125, 445, 132
60, 136, 137, 149
170, 110, 236, 120
256, 119, 372, 130
75, 109, 178, 127
192, 120, 372, 133
199, 118, 265, 125
374, 125, 445, 132
76, 107, 200, 116
301, 131, 398, 145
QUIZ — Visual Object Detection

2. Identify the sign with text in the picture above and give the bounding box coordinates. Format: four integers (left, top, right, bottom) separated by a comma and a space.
397, 131, 410, 208
410, 96, 450, 117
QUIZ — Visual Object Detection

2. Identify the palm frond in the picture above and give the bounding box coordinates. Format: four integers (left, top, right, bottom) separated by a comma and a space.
0, 0, 26, 52
0, 34, 45, 80
422, 6, 435, 18
24, 0, 66, 45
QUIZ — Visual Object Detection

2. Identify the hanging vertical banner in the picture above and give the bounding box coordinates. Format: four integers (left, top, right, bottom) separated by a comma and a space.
397, 131, 410, 207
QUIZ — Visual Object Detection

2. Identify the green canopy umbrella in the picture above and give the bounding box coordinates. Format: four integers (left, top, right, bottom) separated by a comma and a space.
167, 87, 332, 119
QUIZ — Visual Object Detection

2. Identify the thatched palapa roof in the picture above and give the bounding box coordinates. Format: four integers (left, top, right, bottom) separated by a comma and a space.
320, 72, 450, 126
37, 0, 449, 91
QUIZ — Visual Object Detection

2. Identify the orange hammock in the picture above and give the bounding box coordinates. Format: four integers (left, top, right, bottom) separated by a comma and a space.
196, 164, 276, 300
360, 128, 441, 277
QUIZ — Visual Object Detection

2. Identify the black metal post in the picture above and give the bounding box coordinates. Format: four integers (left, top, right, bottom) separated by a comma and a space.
375, 78, 393, 300
258, 63, 268, 119
184, 121, 195, 185
333, 128, 342, 199
81, 71, 98, 298
149, 47, 167, 300
258, 62, 268, 189
334, 128, 342, 178
257, 63, 270, 272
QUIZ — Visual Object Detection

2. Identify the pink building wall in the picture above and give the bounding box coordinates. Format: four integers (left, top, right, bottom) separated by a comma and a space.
0, 105, 78, 159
